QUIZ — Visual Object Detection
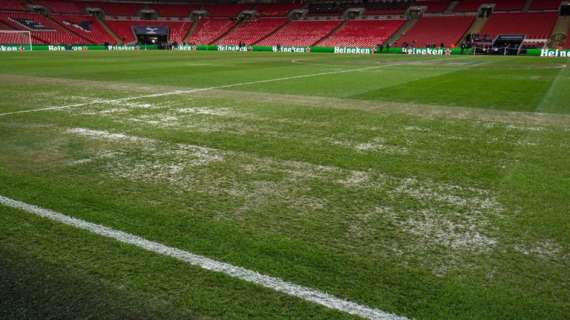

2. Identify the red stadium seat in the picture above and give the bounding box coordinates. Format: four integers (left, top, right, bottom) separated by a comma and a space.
35, 0, 83, 14
319, 19, 404, 47
151, 4, 198, 18
257, 20, 341, 47
417, 0, 452, 13
203, 4, 251, 17
0, 12, 88, 44
0, 0, 26, 11
397, 16, 475, 48
52, 15, 117, 44
85, 2, 143, 17
255, 3, 301, 17
217, 18, 287, 45
530, 0, 562, 10
481, 12, 557, 39
186, 18, 235, 45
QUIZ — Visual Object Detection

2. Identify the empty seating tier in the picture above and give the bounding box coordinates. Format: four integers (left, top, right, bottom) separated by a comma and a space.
204, 4, 251, 17
53, 15, 116, 44
0, 0, 26, 11
217, 18, 287, 45
364, 1, 410, 15
35, 0, 83, 14
319, 19, 405, 47
0, 12, 88, 44
417, 0, 452, 13
481, 12, 557, 39
255, 3, 300, 17
530, 0, 562, 10
396, 15, 475, 47
85, 2, 143, 17
454, 0, 490, 12
494, 0, 526, 11
186, 18, 235, 45
151, 4, 198, 17
257, 20, 341, 47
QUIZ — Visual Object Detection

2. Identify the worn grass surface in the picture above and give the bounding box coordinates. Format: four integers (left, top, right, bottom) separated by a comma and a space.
0, 51, 569, 320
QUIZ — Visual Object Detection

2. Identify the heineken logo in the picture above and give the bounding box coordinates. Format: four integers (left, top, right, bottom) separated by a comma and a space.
403, 48, 445, 56
272, 46, 306, 53
334, 47, 371, 55
175, 45, 195, 51
107, 45, 137, 51
0, 45, 23, 52
48, 45, 66, 51
217, 45, 247, 52
540, 49, 570, 57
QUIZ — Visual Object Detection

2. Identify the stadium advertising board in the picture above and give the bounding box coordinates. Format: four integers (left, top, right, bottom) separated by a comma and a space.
174, 45, 195, 51
217, 45, 248, 52
107, 45, 138, 51
334, 47, 372, 54
0, 45, 24, 52
272, 46, 307, 53
402, 48, 448, 56
540, 49, 570, 57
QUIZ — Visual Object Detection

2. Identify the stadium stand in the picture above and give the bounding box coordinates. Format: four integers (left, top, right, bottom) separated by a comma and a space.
0, 0, 564, 48
0, 0, 26, 11
151, 3, 198, 17
257, 20, 341, 46
530, 0, 562, 10
307, 2, 348, 16
364, 1, 410, 15
319, 19, 405, 47
454, 0, 491, 12
396, 15, 475, 47
53, 15, 116, 44
455, 0, 525, 12
35, 0, 83, 14
0, 21, 13, 30
255, 3, 300, 16
418, 0, 452, 13
0, 12, 88, 44
85, 2, 143, 17
217, 18, 287, 45
203, 4, 251, 17
186, 18, 235, 45
0, 31, 29, 46
493, 0, 526, 11
105, 19, 191, 44
481, 12, 558, 38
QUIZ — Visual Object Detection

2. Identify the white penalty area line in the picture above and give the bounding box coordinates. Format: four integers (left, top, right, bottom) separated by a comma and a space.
0, 64, 385, 118
0, 195, 407, 320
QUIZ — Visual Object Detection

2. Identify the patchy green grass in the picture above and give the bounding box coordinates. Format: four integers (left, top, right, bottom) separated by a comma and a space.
0, 51, 569, 320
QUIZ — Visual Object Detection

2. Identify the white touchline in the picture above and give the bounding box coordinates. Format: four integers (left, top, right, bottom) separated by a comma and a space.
0, 64, 384, 117
0, 195, 408, 320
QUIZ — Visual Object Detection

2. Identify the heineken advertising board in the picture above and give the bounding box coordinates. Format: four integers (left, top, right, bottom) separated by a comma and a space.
272, 46, 307, 53
402, 48, 447, 56
539, 49, 570, 58
334, 47, 372, 54
0, 45, 25, 52
217, 45, 248, 52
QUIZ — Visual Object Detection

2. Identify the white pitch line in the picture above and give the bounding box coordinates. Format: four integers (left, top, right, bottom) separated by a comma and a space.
0, 195, 407, 320
0, 64, 384, 117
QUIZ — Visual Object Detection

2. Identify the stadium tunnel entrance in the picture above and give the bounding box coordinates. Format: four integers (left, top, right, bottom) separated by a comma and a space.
134, 26, 169, 46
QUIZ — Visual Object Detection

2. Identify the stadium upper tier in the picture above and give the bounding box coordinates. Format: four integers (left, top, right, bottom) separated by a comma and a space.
0, 0, 568, 48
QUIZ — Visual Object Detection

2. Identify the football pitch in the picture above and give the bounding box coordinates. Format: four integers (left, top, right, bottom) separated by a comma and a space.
0, 51, 569, 320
